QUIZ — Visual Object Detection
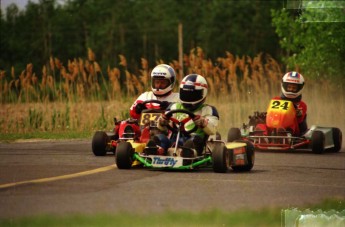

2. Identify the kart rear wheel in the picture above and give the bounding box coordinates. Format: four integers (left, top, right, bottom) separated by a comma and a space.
330, 128, 342, 152
212, 142, 230, 173
231, 140, 255, 172
115, 141, 134, 169
311, 130, 325, 154
92, 131, 109, 156
227, 128, 241, 142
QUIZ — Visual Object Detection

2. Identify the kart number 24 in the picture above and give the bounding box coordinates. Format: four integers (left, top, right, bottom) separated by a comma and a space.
271, 100, 289, 110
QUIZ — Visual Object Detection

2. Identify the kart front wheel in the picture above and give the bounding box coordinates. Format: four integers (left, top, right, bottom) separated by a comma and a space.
212, 142, 230, 173
311, 130, 325, 154
115, 141, 134, 169
227, 128, 241, 142
330, 127, 342, 153
92, 131, 109, 156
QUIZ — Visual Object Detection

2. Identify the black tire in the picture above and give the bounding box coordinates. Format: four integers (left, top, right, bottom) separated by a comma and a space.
116, 142, 134, 169
212, 142, 230, 173
231, 140, 255, 172
227, 128, 241, 142
330, 128, 342, 152
311, 130, 325, 154
92, 131, 109, 156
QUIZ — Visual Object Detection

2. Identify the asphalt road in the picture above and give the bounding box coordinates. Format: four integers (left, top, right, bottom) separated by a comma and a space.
0, 140, 344, 218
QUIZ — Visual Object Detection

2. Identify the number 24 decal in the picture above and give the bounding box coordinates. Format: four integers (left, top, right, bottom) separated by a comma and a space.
271, 100, 289, 110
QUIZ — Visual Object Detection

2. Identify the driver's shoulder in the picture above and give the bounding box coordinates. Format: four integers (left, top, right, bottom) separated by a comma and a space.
201, 104, 219, 118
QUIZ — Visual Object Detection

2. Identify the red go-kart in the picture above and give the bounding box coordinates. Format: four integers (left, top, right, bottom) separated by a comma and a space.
91, 100, 166, 156
227, 99, 342, 154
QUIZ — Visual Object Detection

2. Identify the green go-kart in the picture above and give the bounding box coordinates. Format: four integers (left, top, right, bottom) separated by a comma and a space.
115, 109, 255, 173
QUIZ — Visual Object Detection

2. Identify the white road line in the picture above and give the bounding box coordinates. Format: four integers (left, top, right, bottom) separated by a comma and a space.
0, 164, 116, 189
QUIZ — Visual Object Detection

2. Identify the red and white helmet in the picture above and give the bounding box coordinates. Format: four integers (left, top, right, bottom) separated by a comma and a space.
281, 71, 305, 99
151, 64, 176, 96
179, 74, 208, 110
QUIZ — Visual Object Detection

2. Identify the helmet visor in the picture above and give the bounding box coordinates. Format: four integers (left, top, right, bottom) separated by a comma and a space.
152, 78, 170, 90
282, 82, 303, 93
180, 89, 203, 103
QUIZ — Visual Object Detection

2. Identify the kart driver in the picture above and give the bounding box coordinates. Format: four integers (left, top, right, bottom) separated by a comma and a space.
156, 74, 219, 156
113, 64, 179, 140
129, 64, 179, 119
257, 71, 308, 136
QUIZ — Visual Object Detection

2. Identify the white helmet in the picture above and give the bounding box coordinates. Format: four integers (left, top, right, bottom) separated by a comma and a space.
151, 64, 176, 96
179, 74, 208, 110
281, 71, 305, 99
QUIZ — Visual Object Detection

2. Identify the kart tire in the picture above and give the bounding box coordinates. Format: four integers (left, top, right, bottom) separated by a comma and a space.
116, 141, 134, 169
311, 130, 325, 154
231, 140, 255, 172
227, 128, 241, 142
330, 127, 342, 152
92, 131, 109, 156
212, 142, 230, 173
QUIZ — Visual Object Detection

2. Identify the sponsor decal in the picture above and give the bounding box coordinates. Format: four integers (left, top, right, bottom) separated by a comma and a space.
286, 79, 299, 83
152, 157, 178, 167
153, 72, 167, 76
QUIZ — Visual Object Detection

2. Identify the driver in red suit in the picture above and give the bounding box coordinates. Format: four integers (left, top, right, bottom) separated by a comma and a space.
114, 64, 179, 139
256, 71, 308, 136
129, 64, 179, 119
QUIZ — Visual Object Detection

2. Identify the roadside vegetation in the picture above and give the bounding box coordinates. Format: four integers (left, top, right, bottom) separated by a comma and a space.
0, 49, 344, 141
0, 198, 344, 227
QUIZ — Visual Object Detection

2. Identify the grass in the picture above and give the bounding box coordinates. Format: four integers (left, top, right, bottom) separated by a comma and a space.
0, 131, 92, 142
0, 84, 344, 141
0, 199, 343, 227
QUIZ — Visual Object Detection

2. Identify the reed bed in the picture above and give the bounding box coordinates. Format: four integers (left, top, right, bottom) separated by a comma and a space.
0, 48, 344, 138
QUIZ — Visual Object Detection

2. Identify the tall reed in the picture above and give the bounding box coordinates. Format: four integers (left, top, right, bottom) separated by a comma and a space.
0, 48, 344, 138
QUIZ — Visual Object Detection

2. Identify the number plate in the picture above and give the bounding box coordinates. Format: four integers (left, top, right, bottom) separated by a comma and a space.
139, 112, 161, 127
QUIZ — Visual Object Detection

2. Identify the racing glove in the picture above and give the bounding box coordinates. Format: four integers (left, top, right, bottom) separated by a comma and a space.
193, 115, 208, 128
160, 101, 171, 110
134, 102, 145, 114
158, 114, 169, 126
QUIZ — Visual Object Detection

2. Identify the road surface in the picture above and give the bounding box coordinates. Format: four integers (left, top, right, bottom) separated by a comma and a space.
0, 140, 344, 218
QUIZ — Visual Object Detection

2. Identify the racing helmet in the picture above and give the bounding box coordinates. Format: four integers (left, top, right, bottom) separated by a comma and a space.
151, 64, 176, 96
179, 74, 208, 110
281, 71, 305, 99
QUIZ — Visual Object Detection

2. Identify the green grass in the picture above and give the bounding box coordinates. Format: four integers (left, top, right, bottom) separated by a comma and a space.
0, 131, 92, 142
0, 199, 344, 227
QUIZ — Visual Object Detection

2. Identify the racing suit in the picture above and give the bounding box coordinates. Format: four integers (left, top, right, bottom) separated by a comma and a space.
129, 91, 179, 119
157, 102, 219, 155
112, 91, 179, 141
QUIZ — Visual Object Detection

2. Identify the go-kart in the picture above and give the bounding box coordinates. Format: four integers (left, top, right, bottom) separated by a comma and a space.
115, 109, 255, 173
91, 100, 166, 156
227, 99, 342, 154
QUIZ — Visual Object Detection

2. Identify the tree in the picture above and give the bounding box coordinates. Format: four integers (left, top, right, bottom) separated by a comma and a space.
272, 4, 345, 83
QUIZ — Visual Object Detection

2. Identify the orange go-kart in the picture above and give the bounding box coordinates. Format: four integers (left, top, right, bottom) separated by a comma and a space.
91, 100, 165, 156
227, 99, 342, 154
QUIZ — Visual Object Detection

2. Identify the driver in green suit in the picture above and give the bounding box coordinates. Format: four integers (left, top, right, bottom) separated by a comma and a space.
157, 74, 219, 156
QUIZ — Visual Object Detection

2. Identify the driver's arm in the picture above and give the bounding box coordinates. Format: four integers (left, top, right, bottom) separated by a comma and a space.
200, 106, 219, 136
157, 103, 176, 132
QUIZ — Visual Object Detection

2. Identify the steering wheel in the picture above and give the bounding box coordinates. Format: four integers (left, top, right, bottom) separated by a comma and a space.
164, 109, 198, 135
